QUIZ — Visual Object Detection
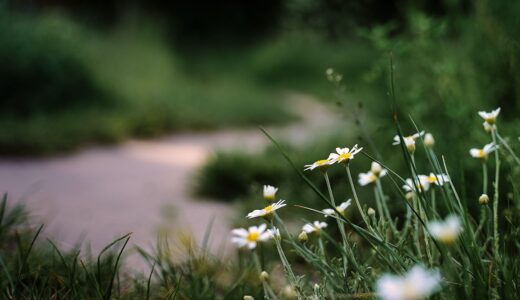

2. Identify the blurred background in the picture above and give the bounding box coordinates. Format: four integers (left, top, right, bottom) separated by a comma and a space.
1, 0, 519, 263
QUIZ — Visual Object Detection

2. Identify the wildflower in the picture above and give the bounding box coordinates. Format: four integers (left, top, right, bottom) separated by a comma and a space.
483, 121, 496, 133
403, 178, 430, 193
479, 194, 489, 205
263, 185, 278, 201
322, 199, 352, 217
302, 221, 328, 235
469, 142, 498, 160
268, 227, 281, 241
427, 215, 462, 245
326, 68, 343, 82
376, 265, 441, 300
392, 131, 425, 153
231, 224, 272, 249
329, 145, 363, 164
298, 231, 308, 242
260, 271, 269, 282
478, 107, 500, 125
282, 286, 297, 300
368, 207, 376, 216
358, 162, 388, 186
419, 173, 449, 187
304, 154, 336, 171
424, 133, 435, 148
244, 296, 254, 300
246, 200, 286, 220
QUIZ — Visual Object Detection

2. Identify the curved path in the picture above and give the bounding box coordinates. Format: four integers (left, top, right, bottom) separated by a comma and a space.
0, 93, 341, 270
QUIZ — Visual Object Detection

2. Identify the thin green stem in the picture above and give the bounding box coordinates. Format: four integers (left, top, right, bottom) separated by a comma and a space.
375, 180, 398, 236
323, 172, 349, 276
346, 165, 372, 230
496, 132, 520, 166
483, 163, 488, 195
491, 130, 500, 259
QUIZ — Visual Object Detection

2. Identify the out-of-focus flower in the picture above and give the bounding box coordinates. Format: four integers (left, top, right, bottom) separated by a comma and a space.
263, 185, 278, 201
246, 200, 286, 220
325, 68, 343, 83
302, 221, 328, 235
483, 121, 496, 133
298, 231, 308, 242
282, 286, 297, 300
329, 145, 363, 164
419, 173, 449, 187
479, 194, 489, 205
322, 199, 352, 217
267, 227, 281, 240
469, 142, 498, 160
244, 296, 254, 300
478, 107, 500, 125
424, 133, 435, 148
260, 271, 269, 282
393, 131, 425, 153
231, 224, 272, 249
427, 215, 462, 245
403, 178, 430, 193
376, 265, 441, 300
304, 154, 336, 171
367, 207, 376, 216
358, 162, 388, 186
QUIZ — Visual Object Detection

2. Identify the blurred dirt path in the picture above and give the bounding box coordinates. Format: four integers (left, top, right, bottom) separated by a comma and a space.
0, 93, 342, 270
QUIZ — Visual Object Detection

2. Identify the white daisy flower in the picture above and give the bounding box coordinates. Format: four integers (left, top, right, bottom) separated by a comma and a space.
263, 185, 278, 201
370, 162, 385, 176
231, 224, 272, 249
376, 265, 441, 300
419, 173, 449, 187
403, 178, 430, 193
469, 142, 499, 160
482, 121, 496, 133
427, 214, 462, 245
478, 107, 500, 125
246, 200, 286, 219
304, 153, 337, 171
358, 162, 388, 186
392, 131, 425, 153
328, 144, 363, 164
322, 199, 352, 217
302, 221, 328, 234
267, 227, 281, 240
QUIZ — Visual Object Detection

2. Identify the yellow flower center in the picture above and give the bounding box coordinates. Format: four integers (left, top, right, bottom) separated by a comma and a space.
338, 153, 352, 162
437, 232, 457, 245
485, 117, 495, 124
478, 149, 487, 158
427, 175, 437, 184
264, 205, 274, 214
247, 231, 260, 242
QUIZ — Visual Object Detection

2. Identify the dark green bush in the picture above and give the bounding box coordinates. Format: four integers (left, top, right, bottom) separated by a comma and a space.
0, 10, 111, 116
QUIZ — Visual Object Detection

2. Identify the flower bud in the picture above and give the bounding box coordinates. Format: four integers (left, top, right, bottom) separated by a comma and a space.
406, 143, 416, 154
259, 271, 269, 282
298, 231, 308, 243
405, 192, 414, 201
424, 133, 435, 148
370, 162, 383, 176
244, 296, 254, 300
282, 286, 297, 300
367, 207, 376, 216
479, 194, 489, 205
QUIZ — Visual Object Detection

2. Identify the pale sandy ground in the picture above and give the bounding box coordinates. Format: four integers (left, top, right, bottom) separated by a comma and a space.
0, 93, 342, 272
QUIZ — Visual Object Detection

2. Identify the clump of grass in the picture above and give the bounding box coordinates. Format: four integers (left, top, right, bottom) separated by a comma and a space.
224, 66, 520, 298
